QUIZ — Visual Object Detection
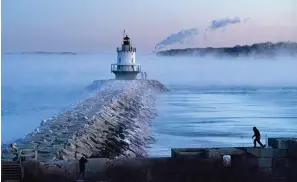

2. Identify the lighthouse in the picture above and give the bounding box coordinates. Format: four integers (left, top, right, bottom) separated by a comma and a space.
111, 32, 141, 80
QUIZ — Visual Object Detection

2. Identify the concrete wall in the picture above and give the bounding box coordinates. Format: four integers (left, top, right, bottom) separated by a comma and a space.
20, 157, 276, 182
171, 138, 297, 179
114, 72, 139, 80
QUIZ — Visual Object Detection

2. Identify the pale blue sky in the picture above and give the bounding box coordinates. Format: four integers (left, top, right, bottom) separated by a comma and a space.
2, 0, 297, 52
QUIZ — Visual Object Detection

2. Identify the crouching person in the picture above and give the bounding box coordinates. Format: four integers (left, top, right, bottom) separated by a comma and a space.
10, 143, 20, 162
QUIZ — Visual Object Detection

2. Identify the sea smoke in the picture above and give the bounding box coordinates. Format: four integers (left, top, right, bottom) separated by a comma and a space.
1, 80, 169, 162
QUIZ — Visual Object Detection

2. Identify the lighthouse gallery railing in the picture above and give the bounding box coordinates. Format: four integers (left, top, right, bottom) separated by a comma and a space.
117, 47, 136, 52
111, 64, 141, 72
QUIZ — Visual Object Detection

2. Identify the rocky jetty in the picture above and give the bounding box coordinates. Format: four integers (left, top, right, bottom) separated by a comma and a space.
1, 80, 169, 162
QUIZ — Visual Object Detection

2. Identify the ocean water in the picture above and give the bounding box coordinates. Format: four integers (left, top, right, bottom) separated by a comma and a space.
147, 85, 297, 156
1, 53, 297, 156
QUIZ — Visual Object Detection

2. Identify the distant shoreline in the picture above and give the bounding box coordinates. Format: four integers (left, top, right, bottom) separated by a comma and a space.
156, 41, 297, 58
4, 51, 77, 55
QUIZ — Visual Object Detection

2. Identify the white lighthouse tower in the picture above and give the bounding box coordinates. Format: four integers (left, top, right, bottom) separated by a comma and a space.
111, 32, 141, 80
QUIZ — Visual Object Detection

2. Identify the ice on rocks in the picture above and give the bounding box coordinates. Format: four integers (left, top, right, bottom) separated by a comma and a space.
1, 79, 168, 163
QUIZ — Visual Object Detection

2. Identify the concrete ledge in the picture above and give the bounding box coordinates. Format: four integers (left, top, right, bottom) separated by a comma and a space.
171, 148, 246, 158
261, 148, 274, 158
246, 148, 273, 158
216, 148, 246, 156
246, 148, 261, 157
171, 148, 206, 158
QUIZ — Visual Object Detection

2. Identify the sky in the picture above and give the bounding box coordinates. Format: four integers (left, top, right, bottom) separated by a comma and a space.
2, 0, 297, 53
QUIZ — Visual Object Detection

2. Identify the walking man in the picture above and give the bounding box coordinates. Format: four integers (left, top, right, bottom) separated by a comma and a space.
79, 156, 88, 180
252, 126, 266, 148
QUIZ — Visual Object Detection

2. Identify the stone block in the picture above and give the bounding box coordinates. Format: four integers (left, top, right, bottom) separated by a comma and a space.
246, 157, 258, 167
260, 148, 274, 158
170, 149, 177, 157
272, 167, 288, 178
230, 155, 246, 166
258, 167, 272, 175
288, 159, 297, 168
268, 138, 294, 149
273, 158, 289, 168
246, 148, 273, 158
288, 139, 297, 146
288, 140, 297, 159
171, 148, 206, 158
171, 148, 178, 156
288, 149, 297, 159
216, 148, 245, 156
276, 139, 289, 149
268, 138, 278, 148
273, 149, 288, 158
246, 148, 261, 157
206, 149, 221, 159
258, 158, 272, 168
246, 156, 272, 168
178, 151, 204, 158
171, 148, 185, 157
288, 159, 297, 178
231, 154, 247, 161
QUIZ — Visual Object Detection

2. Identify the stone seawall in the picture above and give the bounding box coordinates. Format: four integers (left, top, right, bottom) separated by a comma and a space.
171, 138, 297, 179
2, 80, 169, 162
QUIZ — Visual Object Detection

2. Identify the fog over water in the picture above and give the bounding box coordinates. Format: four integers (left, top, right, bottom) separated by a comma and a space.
2, 53, 297, 156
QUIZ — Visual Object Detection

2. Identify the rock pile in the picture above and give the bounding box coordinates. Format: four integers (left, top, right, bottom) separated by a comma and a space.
2, 80, 169, 162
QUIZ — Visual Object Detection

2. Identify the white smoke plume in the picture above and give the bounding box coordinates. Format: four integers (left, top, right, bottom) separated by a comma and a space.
208, 17, 241, 31
155, 28, 199, 50
203, 17, 250, 47
155, 17, 250, 50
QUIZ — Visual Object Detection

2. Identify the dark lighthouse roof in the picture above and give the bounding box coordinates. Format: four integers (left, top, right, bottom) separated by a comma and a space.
124, 35, 130, 40
123, 35, 130, 45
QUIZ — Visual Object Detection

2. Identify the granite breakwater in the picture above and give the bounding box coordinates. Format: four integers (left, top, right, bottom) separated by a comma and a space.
1, 80, 169, 162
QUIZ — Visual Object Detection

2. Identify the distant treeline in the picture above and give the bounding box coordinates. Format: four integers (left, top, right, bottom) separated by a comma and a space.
156, 42, 297, 58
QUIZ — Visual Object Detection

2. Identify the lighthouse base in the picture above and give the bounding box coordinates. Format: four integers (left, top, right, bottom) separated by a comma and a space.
114, 72, 139, 80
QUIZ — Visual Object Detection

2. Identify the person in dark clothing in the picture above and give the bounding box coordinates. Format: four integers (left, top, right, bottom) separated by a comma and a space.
79, 157, 88, 180
252, 126, 266, 148
10, 143, 20, 162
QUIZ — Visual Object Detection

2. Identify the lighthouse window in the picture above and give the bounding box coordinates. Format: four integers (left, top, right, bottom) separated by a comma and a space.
119, 58, 121, 63
132, 58, 134, 63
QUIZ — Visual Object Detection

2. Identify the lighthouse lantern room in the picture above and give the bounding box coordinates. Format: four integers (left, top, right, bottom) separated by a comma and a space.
111, 31, 141, 80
